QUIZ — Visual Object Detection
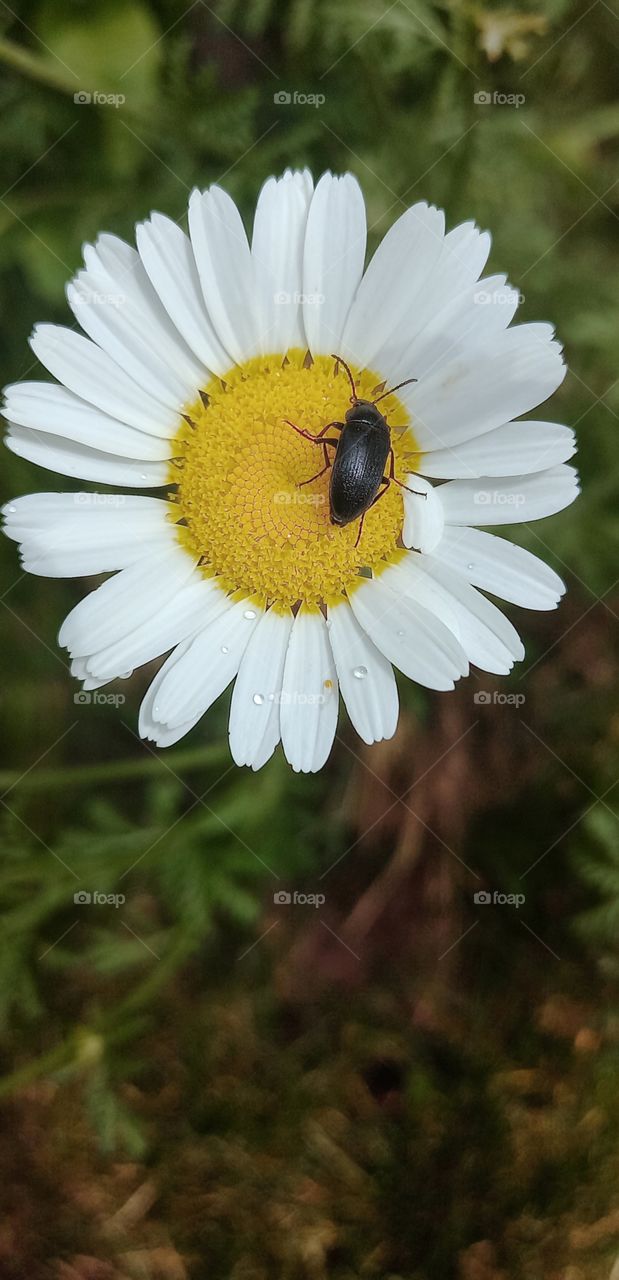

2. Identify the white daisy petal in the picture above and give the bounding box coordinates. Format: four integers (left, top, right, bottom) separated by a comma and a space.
340, 202, 445, 368
19, 540, 171, 579
384, 556, 523, 675
435, 526, 565, 610
416, 554, 525, 668
143, 719, 203, 749
401, 474, 445, 552
402, 326, 566, 452
3, 491, 166, 531
468, 275, 520, 324
378, 558, 463, 640
438, 464, 580, 526
188, 184, 260, 365
3, 492, 173, 578
83, 232, 206, 388
142, 720, 201, 747
396, 275, 520, 383
58, 543, 198, 656
348, 576, 468, 691
136, 213, 231, 375
229, 605, 294, 768
302, 172, 366, 355
5, 426, 170, 488
442, 222, 492, 282
252, 169, 313, 354
83, 232, 135, 276
71, 655, 118, 692
85, 574, 229, 679
327, 599, 398, 745
152, 597, 262, 730
70, 657, 90, 679
377, 221, 492, 382
70, 232, 207, 402
71, 655, 134, 692
139, 640, 203, 747
418, 419, 576, 479
150, 721, 202, 747
280, 608, 338, 773
3, 382, 173, 461
29, 324, 177, 437
67, 275, 195, 409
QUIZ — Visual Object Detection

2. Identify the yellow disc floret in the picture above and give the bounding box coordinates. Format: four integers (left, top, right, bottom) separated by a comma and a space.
168, 349, 418, 609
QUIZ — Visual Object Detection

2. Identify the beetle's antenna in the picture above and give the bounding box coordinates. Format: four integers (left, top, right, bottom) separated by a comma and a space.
373, 376, 418, 405
331, 353, 358, 403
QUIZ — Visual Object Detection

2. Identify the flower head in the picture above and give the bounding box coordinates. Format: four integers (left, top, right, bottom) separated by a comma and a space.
2, 170, 578, 771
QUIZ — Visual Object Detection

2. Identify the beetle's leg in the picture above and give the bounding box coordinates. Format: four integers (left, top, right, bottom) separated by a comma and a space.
354, 479, 390, 547
385, 448, 427, 498
368, 479, 390, 510
283, 418, 343, 444
297, 439, 338, 487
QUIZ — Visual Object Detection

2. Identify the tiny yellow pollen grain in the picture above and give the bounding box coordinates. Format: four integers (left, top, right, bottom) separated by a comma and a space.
168, 349, 418, 610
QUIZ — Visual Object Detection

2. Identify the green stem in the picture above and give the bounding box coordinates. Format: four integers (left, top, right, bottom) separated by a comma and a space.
0, 36, 80, 96
0, 744, 229, 794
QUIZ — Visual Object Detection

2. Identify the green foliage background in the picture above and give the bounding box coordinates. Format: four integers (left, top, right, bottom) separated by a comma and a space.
0, 0, 618, 1276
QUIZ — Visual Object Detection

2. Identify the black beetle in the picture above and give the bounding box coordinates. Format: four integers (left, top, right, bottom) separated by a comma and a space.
284, 354, 425, 547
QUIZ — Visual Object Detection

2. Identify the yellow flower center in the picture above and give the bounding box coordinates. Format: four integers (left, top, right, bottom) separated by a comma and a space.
168, 349, 418, 609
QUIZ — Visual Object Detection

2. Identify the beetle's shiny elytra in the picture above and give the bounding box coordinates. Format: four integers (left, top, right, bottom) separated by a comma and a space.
284, 355, 425, 548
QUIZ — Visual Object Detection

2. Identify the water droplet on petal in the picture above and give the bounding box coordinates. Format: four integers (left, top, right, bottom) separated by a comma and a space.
220, 645, 229, 654
243, 608, 257, 620
397, 629, 405, 638
7, 505, 16, 513
253, 693, 265, 705
467, 562, 475, 571
353, 665, 368, 680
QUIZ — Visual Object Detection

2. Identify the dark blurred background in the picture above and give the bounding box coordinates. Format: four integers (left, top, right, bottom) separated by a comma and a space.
0, 0, 618, 1276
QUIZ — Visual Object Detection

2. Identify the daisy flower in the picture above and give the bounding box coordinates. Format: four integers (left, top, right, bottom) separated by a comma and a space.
2, 170, 578, 772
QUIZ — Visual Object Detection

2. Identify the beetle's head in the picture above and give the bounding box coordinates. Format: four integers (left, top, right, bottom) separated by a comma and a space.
344, 399, 383, 425
344, 398, 374, 422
